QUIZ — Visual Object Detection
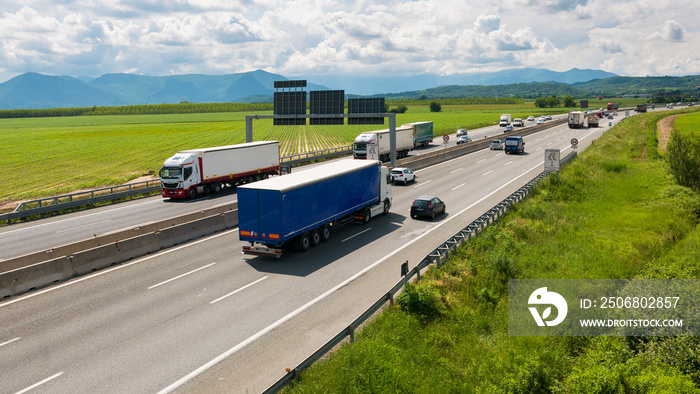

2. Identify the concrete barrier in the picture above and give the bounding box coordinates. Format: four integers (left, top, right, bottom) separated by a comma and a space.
70, 232, 161, 275
0, 256, 73, 298
157, 214, 227, 250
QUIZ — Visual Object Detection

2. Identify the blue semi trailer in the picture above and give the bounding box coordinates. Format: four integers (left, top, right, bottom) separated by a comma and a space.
238, 159, 392, 257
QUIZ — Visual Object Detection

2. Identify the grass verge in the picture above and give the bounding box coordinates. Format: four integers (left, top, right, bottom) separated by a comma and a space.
282, 110, 700, 393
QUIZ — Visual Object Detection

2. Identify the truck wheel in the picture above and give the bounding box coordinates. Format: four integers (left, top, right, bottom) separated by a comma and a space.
383, 200, 390, 215
321, 224, 332, 242
296, 232, 311, 251
188, 188, 197, 199
362, 207, 371, 224
210, 182, 221, 193
311, 228, 322, 246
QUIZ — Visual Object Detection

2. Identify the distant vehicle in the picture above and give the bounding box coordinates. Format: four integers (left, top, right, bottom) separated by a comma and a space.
568, 111, 586, 128
456, 135, 472, 145
499, 114, 511, 127
504, 136, 525, 154
668, 104, 674, 109
607, 102, 614, 110
677, 102, 682, 106
354, 126, 414, 161
513, 118, 524, 127
635, 104, 647, 113
411, 196, 446, 220
536, 119, 544, 125
607, 114, 614, 119
456, 128, 468, 136
527, 116, 535, 121
587, 116, 599, 127
504, 125, 513, 133
404, 121, 434, 148
390, 167, 416, 185
545, 115, 552, 120
490, 140, 503, 150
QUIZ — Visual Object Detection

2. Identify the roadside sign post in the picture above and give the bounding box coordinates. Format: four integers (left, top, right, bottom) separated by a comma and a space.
545, 149, 561, 172
443, 134, 449, 148
570, 138, 579, 152
367, 141, 379, 161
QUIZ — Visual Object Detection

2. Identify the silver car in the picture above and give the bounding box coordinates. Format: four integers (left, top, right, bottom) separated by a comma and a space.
490, 140, 502, 150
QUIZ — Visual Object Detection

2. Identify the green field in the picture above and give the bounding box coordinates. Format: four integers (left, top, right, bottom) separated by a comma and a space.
0, 98, 651, 205
1, 103, 554, 204
282, 108, 700, 393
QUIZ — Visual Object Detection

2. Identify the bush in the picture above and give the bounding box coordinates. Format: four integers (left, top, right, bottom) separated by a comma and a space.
429, 102, 442, 112
667, 127, 700, 193
397, 282, 445, 321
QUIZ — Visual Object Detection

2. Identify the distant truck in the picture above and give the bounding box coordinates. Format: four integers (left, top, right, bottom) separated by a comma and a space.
607, 102, 614, 111
403, 121, 434, 147
635, 104, 647, 113
159, 141, 280, 199
353, 126, 414, 161
504, 136, 525, 154
499, 114, 511, 127
568, 111, 586, 128
238, 159, 392, 257
587, 115, 599, 127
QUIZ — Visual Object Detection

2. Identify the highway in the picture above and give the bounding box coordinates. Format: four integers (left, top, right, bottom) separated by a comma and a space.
0, 112, 622, 393
0, 114, 564, 261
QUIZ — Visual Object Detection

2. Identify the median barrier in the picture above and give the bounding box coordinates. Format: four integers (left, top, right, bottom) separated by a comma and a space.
0, 256, 73, 298
70, 232, 161, 275
223, 210, 238, 229
157, 214, 227, 250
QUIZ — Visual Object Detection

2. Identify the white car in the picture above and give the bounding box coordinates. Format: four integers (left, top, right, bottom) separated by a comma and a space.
390, 167, 416, 185
527, 116, 535, 121
536, 119, 544, 124
490, 140, 503, 150
456, 128, 468, 136
545, 115, 552, 120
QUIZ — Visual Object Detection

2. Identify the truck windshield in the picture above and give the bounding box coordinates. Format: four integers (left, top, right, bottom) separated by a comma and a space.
160, 167, 183, 179
354, 142, 367, 150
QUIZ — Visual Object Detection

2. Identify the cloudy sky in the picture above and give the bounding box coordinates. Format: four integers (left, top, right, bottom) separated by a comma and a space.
0, 0, 697, 83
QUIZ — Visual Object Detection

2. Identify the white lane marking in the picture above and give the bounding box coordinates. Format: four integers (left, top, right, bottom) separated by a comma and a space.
452, 183, 466, 190
148, 263, 217, 290
536, 147, 542, 151
55, 219, 112, 234
342, 228, 372, 242
210, 276, 268, 305
0, 229, 239, 309
0, 337, 20, 348
15, 372, 64, 394
482, 170, 493, 176
476, 159, 486, 163
505, 161, 513, 166
158, 159, 549, 394
449, 168, 463, 174
413, 180, 431, 188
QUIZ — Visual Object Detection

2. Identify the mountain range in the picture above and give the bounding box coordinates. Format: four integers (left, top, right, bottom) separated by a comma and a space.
0, 68, 618, 110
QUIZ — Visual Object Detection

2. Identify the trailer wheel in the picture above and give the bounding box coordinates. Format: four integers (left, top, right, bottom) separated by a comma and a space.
210, 182, 221, 193
321, 224, 332, 242
362, 207, 371, 224
311, 228, 322, 246
296, 231, 311, 252
255, 174, 262, 182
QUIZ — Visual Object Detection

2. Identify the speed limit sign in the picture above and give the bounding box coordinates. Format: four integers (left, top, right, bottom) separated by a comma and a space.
443, 135, 450, 142
570, 138, 579, 146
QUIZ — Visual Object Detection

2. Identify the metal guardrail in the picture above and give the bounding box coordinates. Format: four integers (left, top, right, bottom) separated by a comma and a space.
281, 145, 353, 166
0, 180, 162, 224
262, 160, 576, 392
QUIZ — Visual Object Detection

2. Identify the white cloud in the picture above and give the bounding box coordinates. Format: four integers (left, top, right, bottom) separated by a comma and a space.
0, 0, 698, 81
